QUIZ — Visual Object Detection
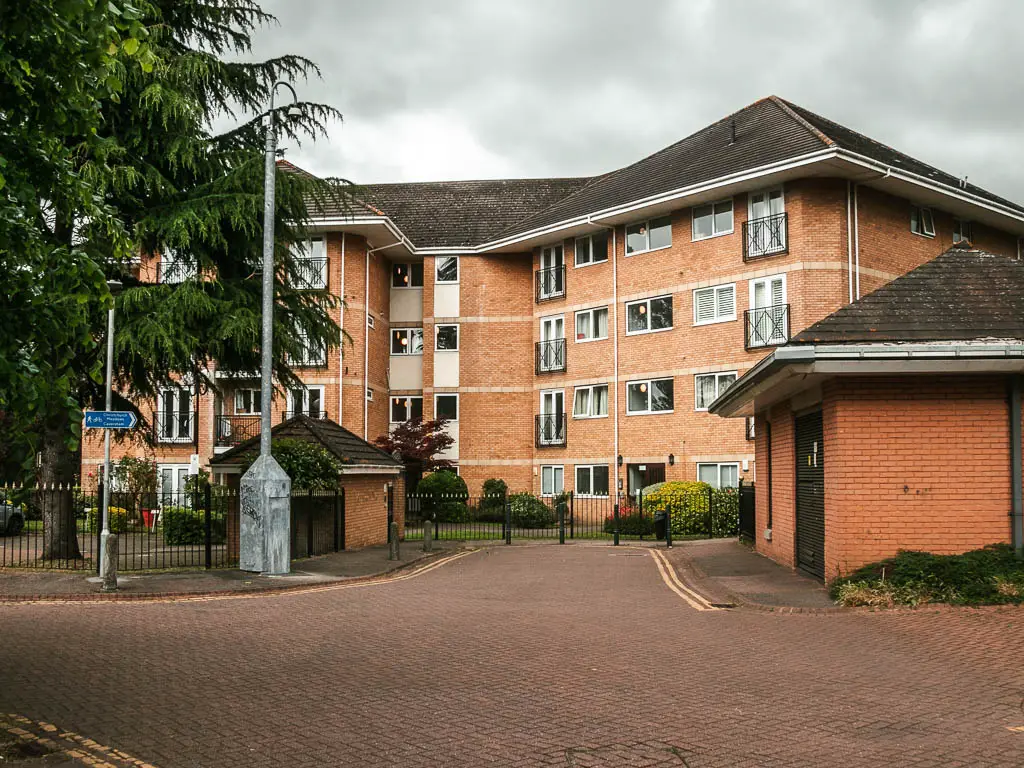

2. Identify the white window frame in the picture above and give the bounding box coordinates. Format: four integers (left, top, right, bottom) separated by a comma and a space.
391, 327, 424, 356
390, 395, 424, 424
159, 247, 197, 284
910, 206, 936, 238
574, 233, 609, 267
156, 387, 194, 443
625, 295, 673, 336
694, 372, 737, 411
289, 237, 328, 290
574, 464, 610, 497
434, 393, 459, 421
625, 377, 675, 416
692, 283, 737, 326
287, 385, 325, 418
435, 256, 459, 284
157, 464, 192, 507
572, 384, 609, 419
692, 198, 735, 241
574, 307, 609, 343
435, 324, 459, 352
624, 215, 673, 256
366, 388, 373, 401
953, 218, 973, 245
233, 388, 261, 415
367, 315, 375, 329
540, 465, 564, 497
697, 462, 740, 489
292, 326, 327, 367
392, 262, 424, 289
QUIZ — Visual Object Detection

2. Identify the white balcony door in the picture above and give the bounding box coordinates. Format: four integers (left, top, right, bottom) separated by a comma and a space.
749, 188, 784, 220
539, 315, 564, 372
750, 275, 787, 345
158, 464, 191, 506
540, 316, 563, 343
748, 189, 786, 256
288, 387, 324, 418
539, 389, 564, 444
539, 245, 564, 298
157, 388, 192, 442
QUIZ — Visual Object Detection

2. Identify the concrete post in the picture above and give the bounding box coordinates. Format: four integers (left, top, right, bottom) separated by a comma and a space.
423, 520, 433, 552
240, 454, 291, 575
101, 534, 118, 593
389, 521, 400, 560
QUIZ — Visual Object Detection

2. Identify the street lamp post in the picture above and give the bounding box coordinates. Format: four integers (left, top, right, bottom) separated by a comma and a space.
99, 279, 122, 585
238, 81, 300, 575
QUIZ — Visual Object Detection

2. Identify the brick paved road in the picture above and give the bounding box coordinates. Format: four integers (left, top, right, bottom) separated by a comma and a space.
2, 544, 1024, 767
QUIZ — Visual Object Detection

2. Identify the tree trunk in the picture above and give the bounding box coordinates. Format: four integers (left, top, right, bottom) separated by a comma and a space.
38, 411, 83, 562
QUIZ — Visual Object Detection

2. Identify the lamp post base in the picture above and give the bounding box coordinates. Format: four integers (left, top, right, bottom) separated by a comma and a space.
239, 455, 291, 575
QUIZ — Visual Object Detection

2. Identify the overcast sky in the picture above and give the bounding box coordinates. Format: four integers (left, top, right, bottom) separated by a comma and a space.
250, 0, 1024, 202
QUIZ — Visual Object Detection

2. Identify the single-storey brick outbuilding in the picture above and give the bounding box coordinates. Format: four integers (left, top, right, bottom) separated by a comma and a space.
711, 245, 1024, 581
210, 415, 405, 554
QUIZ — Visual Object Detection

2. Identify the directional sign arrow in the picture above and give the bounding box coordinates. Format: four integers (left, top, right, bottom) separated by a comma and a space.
84, 411, 138, 429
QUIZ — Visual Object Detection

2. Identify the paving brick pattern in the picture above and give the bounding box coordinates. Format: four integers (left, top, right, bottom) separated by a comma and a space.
2, 545, 1024, 767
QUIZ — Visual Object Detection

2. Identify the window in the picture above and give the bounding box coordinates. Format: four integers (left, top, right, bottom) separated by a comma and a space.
392, 262, 424, 288
367, 315, 375, 329
234, 389, 260, 415
575, 465, 610, 497
391, 328, 424, 355
435, 394, 458, 421
160, 247, 197, 284
390, 396, 423, 423
693, 284, 736, 325
292, 326, 326, 366
366, 388, 373, 401
697, 462, 739, 489
158, 464, 192, 506
694, 372, 737, 411
626, 295, 673, 335
541, 465, 564, 496
625, 215, 672, 255
435, 324, 459, 351
692, 199, 734, 240
435, 256, 459, 283
575, 307, 608, 342
910, 206, 935, 237
574, 233, 609, 266
156, 387, 193, 442
538, 245, 565, 300
287, 386, 324, 418
290, 238, 327, 289
953, 218, 973, 245
572, 384, 608, 419
626, 378, 674, 415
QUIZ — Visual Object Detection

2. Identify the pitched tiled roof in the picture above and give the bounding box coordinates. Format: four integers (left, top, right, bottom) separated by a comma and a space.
790, 245, 1024, 344
210, 415, 402, 469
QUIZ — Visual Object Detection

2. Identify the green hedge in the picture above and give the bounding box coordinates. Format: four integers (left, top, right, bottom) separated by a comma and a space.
162, 506, 227, 546
508, 493, 555, 528
86, 506, 129, 533
476, 479, 508, 522
415, 471, 470, 523
641, 481, 739, 537
603, 512, 654, 536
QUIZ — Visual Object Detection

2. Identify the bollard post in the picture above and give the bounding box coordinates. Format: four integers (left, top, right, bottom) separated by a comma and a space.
666, 507, 673, 549
504, 499, 512, 545
101, 534, 118, 592
558, 498, 565, 545
613, 502, 620, 547
204, 483, 213, 569
423, 519, 433, 553
569, 491, 575, 539
389, 521, 400, 560
706, 487, 714, 539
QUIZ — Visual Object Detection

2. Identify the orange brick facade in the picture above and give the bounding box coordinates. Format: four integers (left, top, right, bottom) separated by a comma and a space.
755, 376, 1024, 580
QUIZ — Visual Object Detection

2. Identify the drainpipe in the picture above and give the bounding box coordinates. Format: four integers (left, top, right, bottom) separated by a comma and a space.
588, 216, 619, 490
766, 417, 773, 532
338, 232, 346, 427
1011, 375, 1023, 558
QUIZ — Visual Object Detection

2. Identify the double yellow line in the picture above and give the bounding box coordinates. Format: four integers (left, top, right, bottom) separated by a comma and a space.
647, 548, 722, 611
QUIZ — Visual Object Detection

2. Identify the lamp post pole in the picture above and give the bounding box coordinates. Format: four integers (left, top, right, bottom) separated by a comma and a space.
100, 280, 122, 583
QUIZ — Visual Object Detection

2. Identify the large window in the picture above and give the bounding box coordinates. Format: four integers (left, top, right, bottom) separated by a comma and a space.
435, 324, 459, 351
391, 328, 424, 355
435, 256, 459, 283
287, 386, 324, 418
693, 284, 736, 325
911, 206, 935, 237
572, 384, 608, 419
160, 247, 197, 284
292, 327, 326, 366
697, 462, 739, 489
574, 233, 609, 266
694, 372, 737, 411
156, 387, 193, 442
626, 378, 674, 415
575, 465, 610, 497
390, 396, 423, 423
541, 465, 564, 496
289, 238, 327, 289
625, 215, 672, 255
626, 295, 673, 335
575, 307, 608, 342
392, 262, 424, 288
234, 388, 261, 415
692, 199, 734, 240
435, 394, 458, 421
953, 218, 972, 245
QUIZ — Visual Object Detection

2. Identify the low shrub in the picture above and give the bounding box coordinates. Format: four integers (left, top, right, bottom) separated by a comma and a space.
86, 506, 130, 533
416, 471, 469, 523
477, 478, 508, 522
603, 512, 655, 537
830, 544, 1024, 607
161, 506, 227, 546
640, 481, 739, 537
508, 493, 555, 529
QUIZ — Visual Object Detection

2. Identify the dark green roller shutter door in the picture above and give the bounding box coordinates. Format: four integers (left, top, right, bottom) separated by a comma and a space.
795, 410, 825, 580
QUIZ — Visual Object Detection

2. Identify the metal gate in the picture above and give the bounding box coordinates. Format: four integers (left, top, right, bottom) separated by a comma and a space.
795, 410, 825, 579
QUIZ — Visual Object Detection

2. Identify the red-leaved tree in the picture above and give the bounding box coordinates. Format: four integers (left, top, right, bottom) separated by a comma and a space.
374, 419, 455, 484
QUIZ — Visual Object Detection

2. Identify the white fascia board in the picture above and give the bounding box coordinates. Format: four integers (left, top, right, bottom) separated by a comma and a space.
339, 465, 402, 475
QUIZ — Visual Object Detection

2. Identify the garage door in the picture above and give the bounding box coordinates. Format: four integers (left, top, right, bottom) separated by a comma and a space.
795, 410, 825, 579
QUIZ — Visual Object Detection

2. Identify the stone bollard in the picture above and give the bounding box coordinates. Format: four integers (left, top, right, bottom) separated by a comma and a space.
101, 534, 118, 593
389, 521, 400, 560
423, 520, 433, 553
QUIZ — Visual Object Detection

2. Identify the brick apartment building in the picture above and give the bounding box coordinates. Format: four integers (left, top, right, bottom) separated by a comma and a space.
81, 96, 1024, 501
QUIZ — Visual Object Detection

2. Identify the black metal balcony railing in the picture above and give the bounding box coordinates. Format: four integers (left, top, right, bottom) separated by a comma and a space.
743, 212, 788, 261
156, 259, 198, 284
283, 410, 327, 421
535, 413, 567, 448
745, 303, 790, 350
214, 415, 261, 447
153, 410, 195, 443
289, 257, 328, 290
535, 338, 567, 374
536, 265, 566, 302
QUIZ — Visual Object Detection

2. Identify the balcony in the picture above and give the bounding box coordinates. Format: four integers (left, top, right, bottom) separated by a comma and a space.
535, 338, 567, 374
283, 410, 327, 421
289, 257, 328, 290
536, 265, 566, 302
745, 304, 790, 350
535, 414, 567, 448
215, 415, 261, 447
153, 411, 195, 444
156, 259, 197, 284
743, 212, 788, 261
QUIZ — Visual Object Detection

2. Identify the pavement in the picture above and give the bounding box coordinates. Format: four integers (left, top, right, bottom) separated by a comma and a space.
2, 542, 1024, 767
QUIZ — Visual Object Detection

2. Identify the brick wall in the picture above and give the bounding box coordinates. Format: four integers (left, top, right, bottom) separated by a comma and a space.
754, 403, 797, 569
341, 473, 396, 550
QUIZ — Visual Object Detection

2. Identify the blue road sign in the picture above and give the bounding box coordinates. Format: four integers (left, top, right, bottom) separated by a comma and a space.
84, 411, 138, 429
